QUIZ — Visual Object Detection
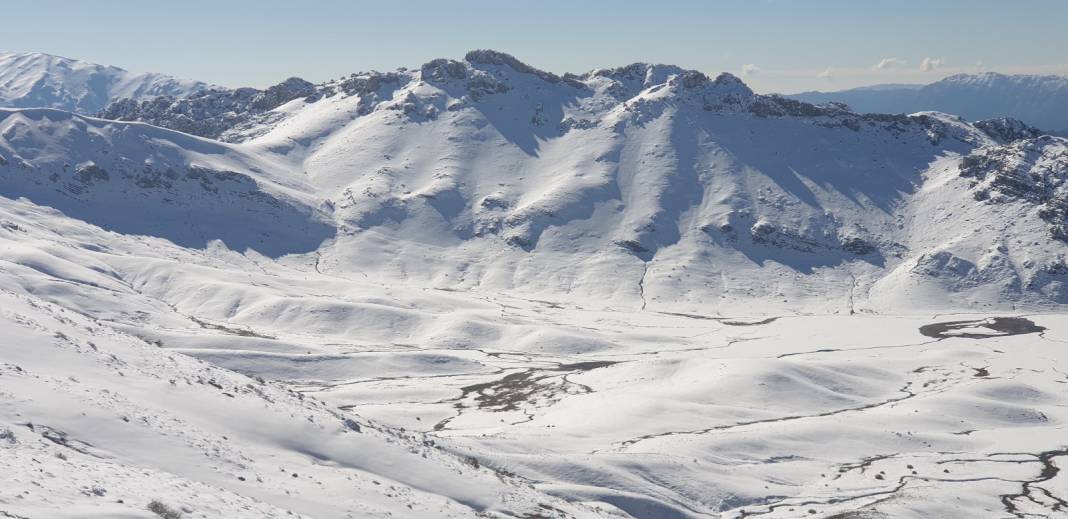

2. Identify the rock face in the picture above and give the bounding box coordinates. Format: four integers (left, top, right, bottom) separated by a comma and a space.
0, 51, 208, 113
98, 71, 414, 141
98, 77, 319, 142
974, 117, 1044, 143
960, 135, 1068, 241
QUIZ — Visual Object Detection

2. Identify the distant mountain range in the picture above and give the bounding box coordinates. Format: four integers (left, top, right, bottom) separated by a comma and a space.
788, 72, 1068, 134
0, 51, 209, 113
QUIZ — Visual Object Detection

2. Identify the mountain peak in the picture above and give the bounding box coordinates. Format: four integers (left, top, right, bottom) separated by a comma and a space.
0, 50, 122, 69
588, 63, 686, 86
973, 117, 1044, 143
463, 49, 568, 84
0, 50, 209, 113
713, 71, 744, 84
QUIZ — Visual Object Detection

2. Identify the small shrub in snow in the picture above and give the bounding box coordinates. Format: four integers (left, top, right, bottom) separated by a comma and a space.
147, 500, 183, 519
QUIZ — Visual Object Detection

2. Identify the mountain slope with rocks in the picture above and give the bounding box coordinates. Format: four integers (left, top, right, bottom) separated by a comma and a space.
95, 50, 1068, 312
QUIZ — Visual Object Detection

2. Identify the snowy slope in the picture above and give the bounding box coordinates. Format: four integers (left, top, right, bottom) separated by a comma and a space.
789, 72, 1068, 134
0, 288, 613, 518
0, 51, 209, 114
0, 108, 335, 256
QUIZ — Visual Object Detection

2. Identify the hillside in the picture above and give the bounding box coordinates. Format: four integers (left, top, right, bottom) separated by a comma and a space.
0, 276, 604, 518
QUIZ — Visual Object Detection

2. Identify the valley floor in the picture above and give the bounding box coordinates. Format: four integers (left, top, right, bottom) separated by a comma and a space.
246, 305, 1068, 519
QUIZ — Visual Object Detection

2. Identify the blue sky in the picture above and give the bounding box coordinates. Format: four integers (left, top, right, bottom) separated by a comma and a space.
6, 0, 1067, 93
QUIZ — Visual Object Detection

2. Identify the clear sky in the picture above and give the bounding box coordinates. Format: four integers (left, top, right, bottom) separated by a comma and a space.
5, 0, 1068, 93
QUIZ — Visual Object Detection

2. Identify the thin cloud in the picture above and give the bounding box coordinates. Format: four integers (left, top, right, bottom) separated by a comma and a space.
920, 57, 945, 71
817, 67, 834, 80
872, 57, 907, 70
741, 64, 761, 76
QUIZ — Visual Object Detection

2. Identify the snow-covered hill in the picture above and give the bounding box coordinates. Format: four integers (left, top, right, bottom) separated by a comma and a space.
0, 51, 209, 114
789, 72, 1068, 134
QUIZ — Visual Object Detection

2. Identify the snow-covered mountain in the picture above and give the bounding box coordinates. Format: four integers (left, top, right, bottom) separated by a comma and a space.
0, 51, 209, 114
34, 49, 1068, 313
90, 50, 1068, 312
789, 72, 1068, 134
3, 50, 1068, 518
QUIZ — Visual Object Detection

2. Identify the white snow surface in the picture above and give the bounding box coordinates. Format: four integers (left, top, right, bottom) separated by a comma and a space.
0, 51, 209, 114
1, 50, 1067, 518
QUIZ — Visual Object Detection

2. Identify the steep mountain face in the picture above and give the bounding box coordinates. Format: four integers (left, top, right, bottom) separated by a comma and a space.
79, 51, 1068, 311
0, 51, 209, 113
789, 72, 1068, 134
